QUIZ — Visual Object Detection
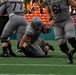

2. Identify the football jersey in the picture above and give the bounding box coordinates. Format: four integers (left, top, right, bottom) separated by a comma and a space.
0, 0, 24, 15
44, 0, 70, 22
25, 25, 41, 44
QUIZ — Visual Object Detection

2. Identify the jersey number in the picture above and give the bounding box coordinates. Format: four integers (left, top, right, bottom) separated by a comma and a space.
52, 4, 61, 14
13, 2, 22, 10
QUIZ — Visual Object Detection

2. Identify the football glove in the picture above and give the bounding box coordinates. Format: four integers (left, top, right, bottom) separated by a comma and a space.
46, 43, 54, 51
16, 46, 24, 53
41, 25, 51, 34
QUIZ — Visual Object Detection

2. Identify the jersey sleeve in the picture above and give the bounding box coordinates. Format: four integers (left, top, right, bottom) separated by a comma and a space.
25, 25, 34, 36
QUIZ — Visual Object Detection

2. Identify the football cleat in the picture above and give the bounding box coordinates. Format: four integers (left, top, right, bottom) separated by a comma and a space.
67, 51, 73, 64
9, 52, 16, 57
70, 49, 76, 56
0, 53, 9, 57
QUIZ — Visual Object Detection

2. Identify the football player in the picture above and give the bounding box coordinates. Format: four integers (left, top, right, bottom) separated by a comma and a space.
44, 0, 76, 64
0, 1, 16, 57
17, 16, 54, 57
0, 0, 29, 57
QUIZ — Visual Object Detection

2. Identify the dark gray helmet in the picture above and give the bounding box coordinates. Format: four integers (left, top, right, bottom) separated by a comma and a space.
31, 16, 43, 30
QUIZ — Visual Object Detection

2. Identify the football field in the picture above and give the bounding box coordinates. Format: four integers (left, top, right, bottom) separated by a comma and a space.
0, 40, 76, 75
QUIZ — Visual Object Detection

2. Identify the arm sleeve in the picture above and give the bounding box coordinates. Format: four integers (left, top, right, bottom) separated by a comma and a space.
25, 25, 34, 36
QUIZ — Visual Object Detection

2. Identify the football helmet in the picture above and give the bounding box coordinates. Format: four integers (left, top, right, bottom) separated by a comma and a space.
31, 16, 43, 31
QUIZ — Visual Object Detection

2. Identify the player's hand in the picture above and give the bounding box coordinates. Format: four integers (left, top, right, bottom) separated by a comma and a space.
41, 25, 51, 34
46, 28, 51, 33
16, 46, 24, 53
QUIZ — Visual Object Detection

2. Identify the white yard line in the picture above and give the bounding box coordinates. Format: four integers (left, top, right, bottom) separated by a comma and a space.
0, 74, 73, 75
0, 64, 75, 67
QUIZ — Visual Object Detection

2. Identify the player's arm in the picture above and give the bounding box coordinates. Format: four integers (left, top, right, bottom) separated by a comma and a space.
45, 6, 55, 26
68, 0, 76, 7
41, 24, 51, 33
19, 34, 30, 47
45, 6, 52, 20
43, 0, 52, 21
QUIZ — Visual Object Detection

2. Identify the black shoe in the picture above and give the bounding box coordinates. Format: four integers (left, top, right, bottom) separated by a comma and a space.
67, 51, 73, 64
9, 52, 16, 57
0, 53, 9, 57
46, 43, 54, 51
49, 45, 54, 51
45, 51, 48, 55
71, 49, 76, 56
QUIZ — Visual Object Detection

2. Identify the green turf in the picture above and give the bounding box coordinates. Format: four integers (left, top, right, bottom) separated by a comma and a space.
0, 40, 76, 75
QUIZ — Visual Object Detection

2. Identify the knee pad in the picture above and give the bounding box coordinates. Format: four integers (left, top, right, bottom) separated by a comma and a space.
22, 46, 36, 57
57, 38, 65, 45
66, 31, 74, 39
1, 38, 8, 43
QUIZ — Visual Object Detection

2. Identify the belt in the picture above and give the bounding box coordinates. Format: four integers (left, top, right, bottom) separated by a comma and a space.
14, 12, 24, 16
55, 20, 66, 23
9, 13, 24, 18
9, 13, 15, 18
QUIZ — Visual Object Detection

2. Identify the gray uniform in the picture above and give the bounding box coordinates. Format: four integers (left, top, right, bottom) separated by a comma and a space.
25, 25, 46, 56
0, 2, 9, 36
0, 0, 29, 42
44, 0, 75, 45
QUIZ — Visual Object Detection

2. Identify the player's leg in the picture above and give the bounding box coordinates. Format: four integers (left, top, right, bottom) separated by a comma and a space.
16, 16, 29, 56
23, 41, 46, 57
16, 41, 34, 57
54, 24, 73, 64
41, 38, 54, 51
65, 18, 76, 56
16, 18, 28, 43
17, 41, 45, 57
0, 16, 9, 36
34, 38, 48, 56
0, 16, 20, 57
30, 43, 45, 57
7, 37, 16, 56
17, 38, 49, 57
0, 16, 9, 57
0, 17, 16, 56
37, 38, 54, 55
16, 16, 29, 47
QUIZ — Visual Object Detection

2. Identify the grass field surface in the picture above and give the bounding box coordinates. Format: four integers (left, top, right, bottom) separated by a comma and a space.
0, 40, 76, 75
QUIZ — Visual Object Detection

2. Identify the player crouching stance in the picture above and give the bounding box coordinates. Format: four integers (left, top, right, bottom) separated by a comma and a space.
17, 16, 54, 57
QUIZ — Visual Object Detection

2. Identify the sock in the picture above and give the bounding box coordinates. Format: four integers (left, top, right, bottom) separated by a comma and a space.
8, 43, 13, 53
59, 42, 70, 54
68, 37, 76, 49
2, 46, 8, 54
